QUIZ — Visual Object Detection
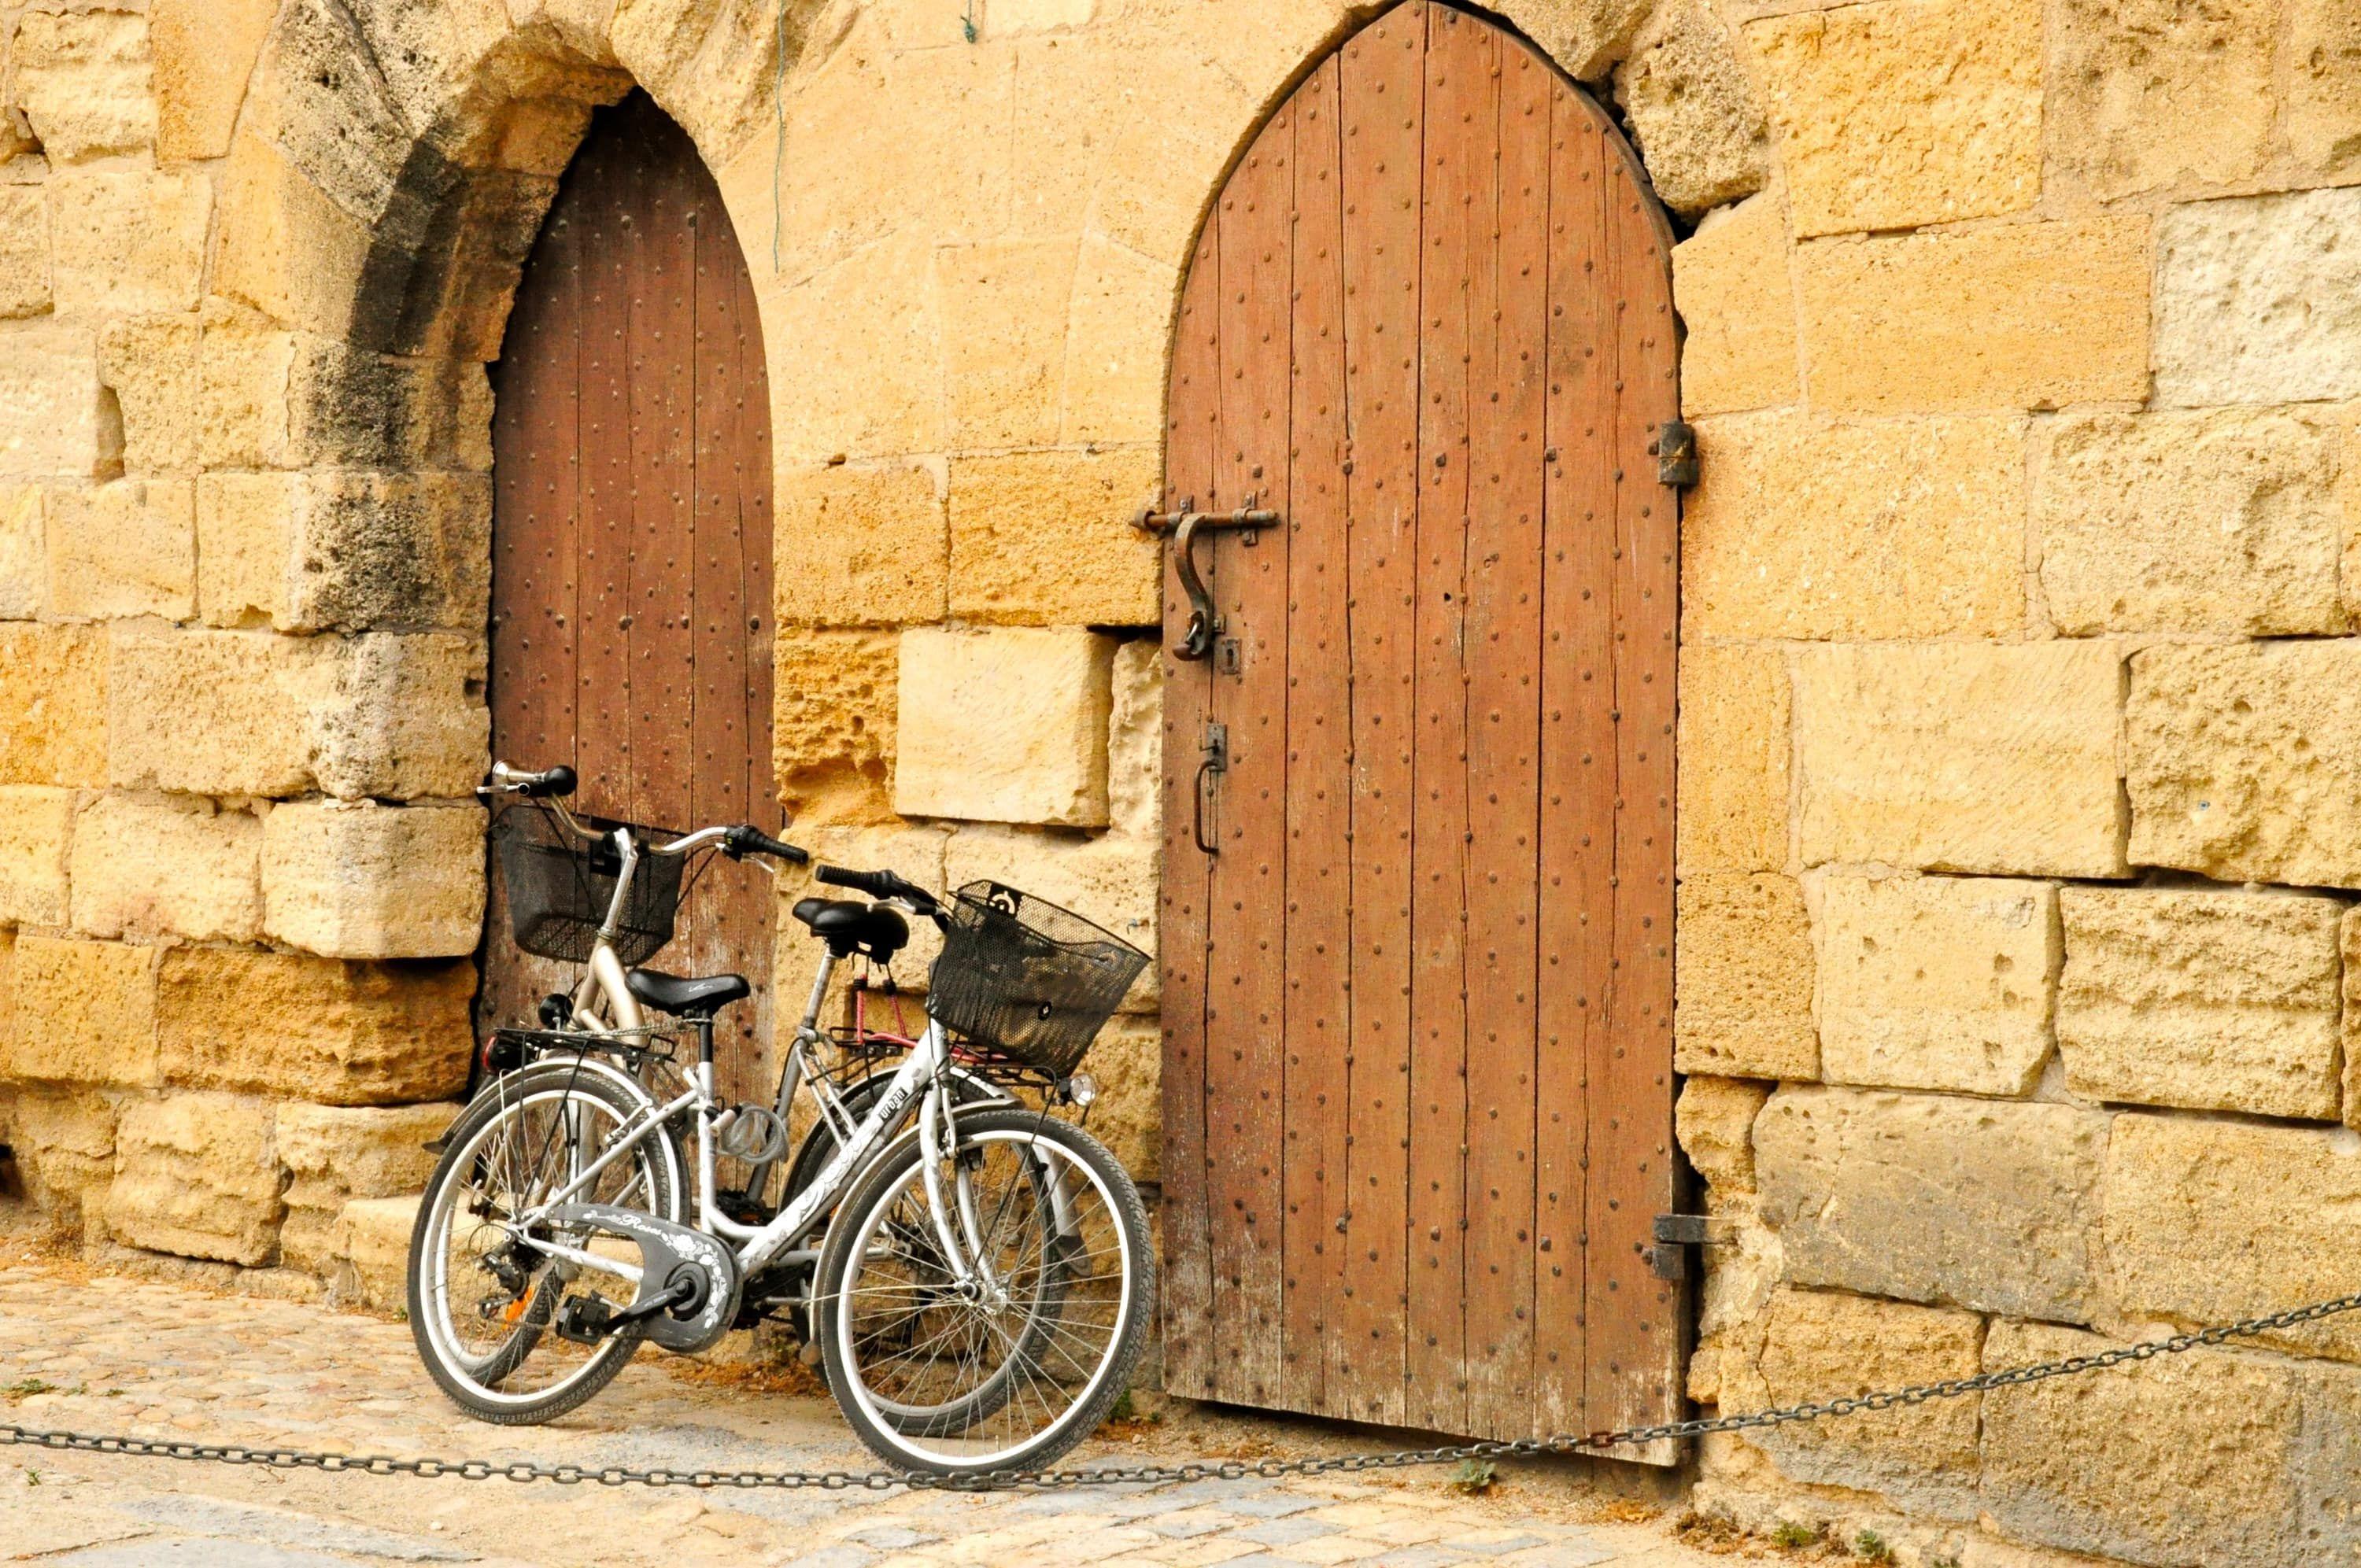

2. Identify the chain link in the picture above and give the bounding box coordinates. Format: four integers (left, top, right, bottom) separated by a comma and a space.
12, 1290, 2361, 1493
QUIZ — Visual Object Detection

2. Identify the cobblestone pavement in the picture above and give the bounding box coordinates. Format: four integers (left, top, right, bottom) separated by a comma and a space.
0, 1260, 1741, 1567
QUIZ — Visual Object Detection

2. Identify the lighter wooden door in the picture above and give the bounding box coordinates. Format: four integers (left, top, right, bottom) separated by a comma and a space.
1158, 1, 1683, 1448
485, 90, 781, 1105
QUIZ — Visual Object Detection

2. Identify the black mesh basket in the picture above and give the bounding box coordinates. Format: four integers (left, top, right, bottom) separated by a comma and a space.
927, 881, 1150, 1078
490, 804, 684, 966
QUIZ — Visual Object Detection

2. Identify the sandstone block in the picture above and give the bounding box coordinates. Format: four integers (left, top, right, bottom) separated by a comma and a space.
943, 822, 1158, 1009
3, 936, 157, 1088
2, 1087, 118, 1229
1676, 1076, 1769, 1194
2034, 407, 2345, 636
947, 448, 1161, 626
1982, 1319, 2301, 1566
0, 186, 51, 319
157, 947, 474, 1105
1683, 411, 2025, 640
0, 624, 107, 787
0, 785, 74, 927
49, 172, 211, 316
1671, 195, 1797, 418
328, 1194, 420, 1312
1673, 873, 1817, 1080
262, 800, 486, 960
0, 485, 40, 618
1754, 1085, 2104, 1321
1062, 237, 1176, 447
774, 462, 947, 627
1676, 645, 1788, 876
769, 234, 944, 467
1798, 219, 2149, 415
105, 626, 312, 796
283, 472, 493, 634
214, 134, 374, 342
1495, 0, 1652, 79
71, 795, 262, 946
0, 323, 118, 481
896, 628, 1114, 827
198, 321, 298, 470
2290, 0, 2361, 179
2126, 640, 2361, 887
2049, 0, 2274, 201
2344, 909, 2361, 1127
306, 633, 490, 802
774, 629, 899, 822
2156, 186, 2361, 407
196, 474, 295, 628
1107, 639, 1161, 841
44, 480, 197, 622
1815, 875, 2056, 1098
12, 10, 155, 162
96, 317, 202, 477
1744, 0, 2039, 237
1613, 0, 1768, 216
1793, 642, 2125, 878
1723, 1287, 1982, 1519
937, 240, 1074, 449
277, 1102, 451, 1274
105, 1094, 284, 1267
1079, 1015, 1159, 1181
280, 341, 493, 474
152, 0, 278, 162
2059, 887, 2341, 1120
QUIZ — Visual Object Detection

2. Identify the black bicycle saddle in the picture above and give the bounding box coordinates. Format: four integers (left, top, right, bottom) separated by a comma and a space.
791, 898, 910, 961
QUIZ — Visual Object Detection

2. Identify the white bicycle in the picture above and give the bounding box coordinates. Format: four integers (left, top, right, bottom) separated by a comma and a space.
406, 762, 1155, 1474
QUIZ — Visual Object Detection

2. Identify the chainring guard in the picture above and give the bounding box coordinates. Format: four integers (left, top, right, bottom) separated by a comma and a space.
544, 1203, 742, 1353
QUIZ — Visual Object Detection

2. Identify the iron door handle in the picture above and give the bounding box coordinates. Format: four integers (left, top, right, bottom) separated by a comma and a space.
1134, 503, 1280, 662
1194, 721, 1228, 858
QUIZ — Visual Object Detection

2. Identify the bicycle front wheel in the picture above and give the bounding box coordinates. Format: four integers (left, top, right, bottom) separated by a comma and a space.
813, 1107, 1151, 1474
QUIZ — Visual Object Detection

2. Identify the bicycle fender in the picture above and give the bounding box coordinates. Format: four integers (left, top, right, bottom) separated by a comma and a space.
547, 1202, 742, 1354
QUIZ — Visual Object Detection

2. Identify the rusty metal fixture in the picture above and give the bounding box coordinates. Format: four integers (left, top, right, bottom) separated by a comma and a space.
1132, 500, 1282, 661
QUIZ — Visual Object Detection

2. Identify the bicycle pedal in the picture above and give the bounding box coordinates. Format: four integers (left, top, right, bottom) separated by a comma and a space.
554, 1293, 615, 1345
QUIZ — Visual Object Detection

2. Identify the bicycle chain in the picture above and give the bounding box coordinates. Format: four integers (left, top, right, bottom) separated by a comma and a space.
10, 1289, 2361, 1494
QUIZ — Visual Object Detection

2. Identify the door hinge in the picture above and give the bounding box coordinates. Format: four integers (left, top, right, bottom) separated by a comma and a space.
1647, 1212, 1731, 1281
1651, 421, 1698, 489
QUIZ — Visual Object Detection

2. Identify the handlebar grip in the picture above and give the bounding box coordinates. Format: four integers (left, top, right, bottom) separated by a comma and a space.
723, 825, 809, 863
519, 765, 577, 799
815, 863, 894, 896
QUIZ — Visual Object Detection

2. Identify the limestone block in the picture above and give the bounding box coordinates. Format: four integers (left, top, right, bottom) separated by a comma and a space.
1062, 237, 1176, 447
2059, 887, 2341, 1120
896, 627, 1113, 827
0, 323, 119, 481
1107, 639, 1161, 840
1753, 1085, 2104, 1321
196, 474, 294, 627
1744, 0, 2039, 237
1722, 1287, 1982, 1519
105, 626, 312, 796
70, 795, 262, 945
214, 133, 373, 341
781, 821, 953, 987
49, 172, 211, 316
238, 0, 416, 230
277, 1102, 451, 1274
1613, 0, 1768, 216
153, 0, 278, 161
1494, 0, 1653, 79
1798, 218, 2149, 415
2102, 1112, 2361, 1365
770, 234, 944, 467
305, 633, 490, 802
2049, 0, 2274, 201
3, 1087, 118, 1228
604, 0, 776, 165
2290, 0, 2361, 178
1078, 1015, 1158, 1181
261, 799, 486, 960
198, 321, 298, 470
2155, 186, 2361, 407
1676, 644, 1787, 876
2344, 908, 2361, 1127
12, 10, 155, 162
328, 1194, 419, 1312
2, 935, 157, 1087
1676, 1076, 1769, 1194
286, 337, 495, 474
1793, 643, 2125, 878
774, 462, 946, 627
0, 785, 73, 927
2034, 406, 2345, 636
1671, 195, 1797, 418
0, 186, 50, 319
0, 624, 108, 788
2126, 640, 2361, 887
756, 42, 920, 284
0, 485, 40, 618
1982, 1319, 2301, 1566
937, 241, 1075, 450
946, 448, 1160, 626
943, 822, 1158, 1009
774, 628, 898, 822
1673, 873, 1817, 1080
1815, 875, 2056, 1098
283, 472, 494, 633
157, 947, 474, 1105
44, 480, 197, 622
1683, 411, 2025, 640
105, 1094, 283, 1267
96, 317, 202, 477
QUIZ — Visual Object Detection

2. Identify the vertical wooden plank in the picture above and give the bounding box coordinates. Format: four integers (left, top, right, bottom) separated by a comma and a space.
1535, 90, 1616, 1440
628, 120, 697, 834
1333, 0, 1424, 1429
1280, 54, 1352, 1421
575, 124, 636, 826
1463, 29, 1550, 1441
1158, 220, 1223, 1400
1206, 104, 1294, 1407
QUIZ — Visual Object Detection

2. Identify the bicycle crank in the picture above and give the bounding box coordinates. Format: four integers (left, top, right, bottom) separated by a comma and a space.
542, 1204, 743, 1354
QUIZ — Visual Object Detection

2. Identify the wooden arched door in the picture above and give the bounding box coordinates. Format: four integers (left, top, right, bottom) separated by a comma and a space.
1158, 2, 1682, 1449
485, 90, 781, 1105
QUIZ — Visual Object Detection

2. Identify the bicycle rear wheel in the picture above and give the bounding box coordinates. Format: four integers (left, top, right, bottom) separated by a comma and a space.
813, 1107, 1151, 1474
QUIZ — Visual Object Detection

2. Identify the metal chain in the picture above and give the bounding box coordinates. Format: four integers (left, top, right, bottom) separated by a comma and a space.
10, 1289, 2361, 1494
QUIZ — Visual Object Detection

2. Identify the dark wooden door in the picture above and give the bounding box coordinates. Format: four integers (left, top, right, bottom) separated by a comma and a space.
485, 90, 781, 1105
1158, 2, 1682, 1451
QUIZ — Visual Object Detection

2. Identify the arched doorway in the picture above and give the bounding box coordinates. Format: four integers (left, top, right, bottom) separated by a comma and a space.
483, 90, 781, 1105
1158, 2, 1682, 1448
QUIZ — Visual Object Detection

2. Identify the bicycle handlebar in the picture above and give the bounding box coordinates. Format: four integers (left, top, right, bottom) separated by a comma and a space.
481, 762, 577, 799
816, 863, 941, 916
723, 825, 809, 864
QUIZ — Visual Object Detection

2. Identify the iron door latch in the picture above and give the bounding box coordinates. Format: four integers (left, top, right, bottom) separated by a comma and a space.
1136, 498, 1282, 661
1652, 421, 1698, 489
1648, 1212, 1733, 1281
1193, 721, 1228, 857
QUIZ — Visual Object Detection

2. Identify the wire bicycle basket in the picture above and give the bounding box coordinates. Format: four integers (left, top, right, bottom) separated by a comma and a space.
490, 803, 684, 966
927, 880, 1149, 1079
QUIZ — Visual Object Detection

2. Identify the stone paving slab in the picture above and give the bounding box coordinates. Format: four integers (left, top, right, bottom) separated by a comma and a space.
0, 1261, 1742, 1567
